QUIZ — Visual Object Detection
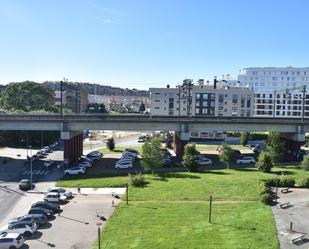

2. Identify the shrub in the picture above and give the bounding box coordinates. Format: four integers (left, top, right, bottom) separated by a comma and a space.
279, 177, 295, 188
258, 182, 271, 195
260, 193, 273, 205
106, 138, 115, 151
300, 177, 309, 188
129, 173, 146, 187
301, 155, 309, 171
182, 144, 199, 172
256, 151, 274, 173
263, 178, 279, 187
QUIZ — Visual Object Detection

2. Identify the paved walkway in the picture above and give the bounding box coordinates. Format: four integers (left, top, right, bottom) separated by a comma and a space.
65, 187, 126, 195
272, 188, 309, 249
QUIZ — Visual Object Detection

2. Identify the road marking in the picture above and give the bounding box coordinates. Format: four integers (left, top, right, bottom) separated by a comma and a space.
22, 170, 29, 175
35, 170, 42, 175
44, 171, 49, 175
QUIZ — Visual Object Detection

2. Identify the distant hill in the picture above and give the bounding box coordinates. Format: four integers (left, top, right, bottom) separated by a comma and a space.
43, 81, 149, 96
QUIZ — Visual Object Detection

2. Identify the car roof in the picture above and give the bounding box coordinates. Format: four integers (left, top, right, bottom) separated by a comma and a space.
20, 179, 30, 183
0, 232, 21, 239
46, 192, 59, 196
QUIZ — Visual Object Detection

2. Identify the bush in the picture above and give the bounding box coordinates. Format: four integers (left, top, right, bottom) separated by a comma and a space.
301, 155, 309, 171
300, 177, 309, 188
258, 182, 271, 195
263, 178, 279, 187
279, 177, 295, 188
260, 193, 273, 205
106, 138, 115, 151
129, 173, 146, 187
182, 144, 199, 172
256, 151, 274, 173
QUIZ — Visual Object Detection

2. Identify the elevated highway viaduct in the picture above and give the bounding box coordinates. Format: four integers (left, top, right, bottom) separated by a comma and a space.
0, 114, 307, 164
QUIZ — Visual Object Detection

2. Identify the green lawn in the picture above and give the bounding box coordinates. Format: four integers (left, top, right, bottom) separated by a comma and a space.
57, 165, 309, 249
93, 202, 278, 249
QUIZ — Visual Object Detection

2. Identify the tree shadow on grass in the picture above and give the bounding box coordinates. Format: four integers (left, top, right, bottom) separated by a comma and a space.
153, 173, 202, 182
198, 170, 231, 175
233, 168, 257, 173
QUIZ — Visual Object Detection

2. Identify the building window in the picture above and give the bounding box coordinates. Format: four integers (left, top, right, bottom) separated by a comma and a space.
196, 93, 200, 99
191, 132, 198, 137
155, 107, 160, 109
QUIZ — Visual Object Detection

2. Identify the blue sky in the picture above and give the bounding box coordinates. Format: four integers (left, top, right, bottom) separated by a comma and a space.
0, 0, 309, 89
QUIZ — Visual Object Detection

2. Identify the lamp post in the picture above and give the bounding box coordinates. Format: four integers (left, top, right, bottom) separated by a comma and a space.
29, 146, 33, 188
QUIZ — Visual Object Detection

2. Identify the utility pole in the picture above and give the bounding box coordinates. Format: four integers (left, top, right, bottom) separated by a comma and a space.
29, 146, 33, 189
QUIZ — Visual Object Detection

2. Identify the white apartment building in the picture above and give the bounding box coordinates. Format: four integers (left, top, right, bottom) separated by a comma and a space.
150, 80, 253, 117
237, 67, 309, 118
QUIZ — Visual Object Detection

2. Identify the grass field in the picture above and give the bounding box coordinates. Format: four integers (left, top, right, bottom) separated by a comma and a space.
57, 165, 309, 249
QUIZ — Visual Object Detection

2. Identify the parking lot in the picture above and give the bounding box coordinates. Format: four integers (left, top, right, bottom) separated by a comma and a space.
0, 182, 124, 249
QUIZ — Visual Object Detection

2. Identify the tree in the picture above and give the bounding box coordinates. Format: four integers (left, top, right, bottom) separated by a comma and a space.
106, 137, 115, 151
0, 81, 54, 112
240, 132, 250, 146
301, 154, 309, 171
256, 151, 274, 173
182, 144, 199, 172
267, 130, 284, 164
219, 144, 235, 169
139, 102, 146, 112
141, 137, 164, 174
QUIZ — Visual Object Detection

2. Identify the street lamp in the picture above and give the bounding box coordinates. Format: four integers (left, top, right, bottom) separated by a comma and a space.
29, 145, 33, 189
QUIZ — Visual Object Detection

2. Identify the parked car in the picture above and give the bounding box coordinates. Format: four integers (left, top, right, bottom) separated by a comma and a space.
28, 207, 53, 219
0, 232, 25, 249
161, 157, 174, 167
31, 201, 60, 213
115, 161, 133, 169
79, 157, 94, 164
43, 159, 54, 169
43, 146, 52, 153
138, 136, 147, 143
236, 157, 256, 164
122, 151, 137, 158
10, 214, 48, 227
47, 188, 73, 199
18, 179, 33, 191
160, 148, 172, 157
86, 151, 103, 160
44, 192, 67, 204
196, 158, 212, 166
0, 221, 37, 237
64, 167, 85, 176
78, 161, 92, 169
124, 149, 139, 155
8, 216, 35, 226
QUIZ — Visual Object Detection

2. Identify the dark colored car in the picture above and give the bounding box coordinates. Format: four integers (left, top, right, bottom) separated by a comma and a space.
24, 214, 48, 226
28, 207, 53, 219
31, 201, 61, 214
79, 157, 94, 164
125, 149, 139, 155
19, 179, 34, 191
9, 216, 35, 225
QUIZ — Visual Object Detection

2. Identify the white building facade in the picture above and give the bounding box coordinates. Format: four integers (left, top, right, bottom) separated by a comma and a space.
237, 67, 309, 118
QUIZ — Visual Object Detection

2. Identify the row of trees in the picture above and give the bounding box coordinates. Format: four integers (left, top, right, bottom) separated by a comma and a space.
0, 81, 55, 112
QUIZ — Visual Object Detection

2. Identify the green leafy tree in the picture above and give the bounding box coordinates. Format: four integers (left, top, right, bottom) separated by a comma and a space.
256, 151, 274, 173
219, 144, 235, 169
141, 137, 164, 174
0, 81, 54, 112
106, 137, 115, 151
240, 132, 250, 146
301, 154, 309, 171
267, 130, 284, 164
182, 144, 199, 172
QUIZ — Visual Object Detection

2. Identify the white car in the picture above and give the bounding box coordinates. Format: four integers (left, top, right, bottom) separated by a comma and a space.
86, 151, 103, 161
117, 157, 134, 163
0, 222, 37, 238
44, 192, 67, 203
64, 167, 85, 175
0, 232, 25, 249
123, 151, 137, 158
196, 158, 212, 166
115, 161, 133, 169
48, 188, 73, 198
236, 157, 256, 164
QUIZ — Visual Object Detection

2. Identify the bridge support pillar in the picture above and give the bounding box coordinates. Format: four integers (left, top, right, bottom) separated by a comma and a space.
62, 131, 83, 167
173, 131, 188, 159
280, 126, 305, 160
